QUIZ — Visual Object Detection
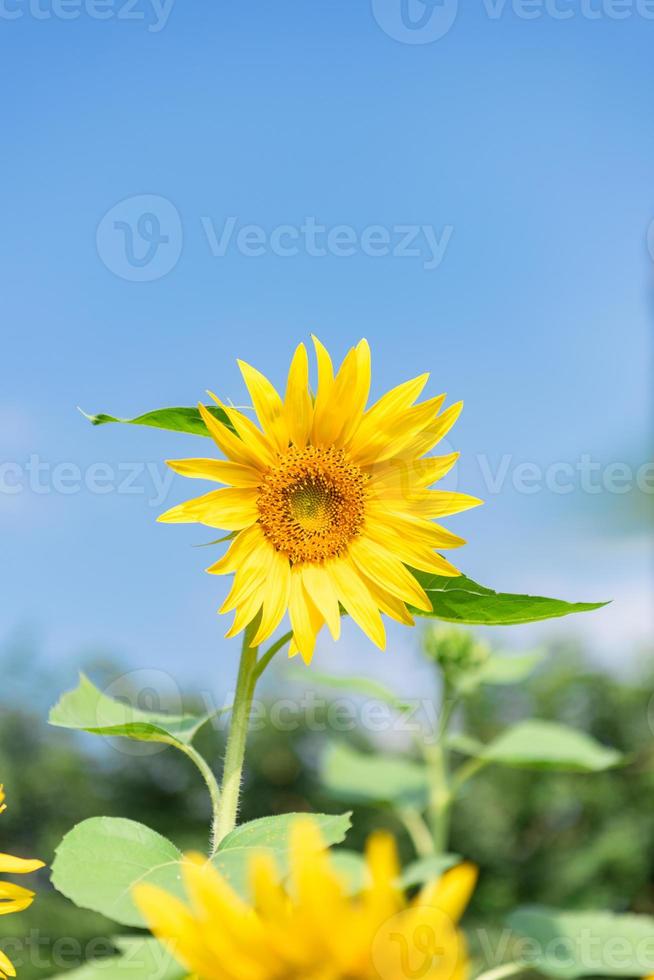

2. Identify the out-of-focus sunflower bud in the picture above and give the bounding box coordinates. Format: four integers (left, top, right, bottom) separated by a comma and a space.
424, 625, 490, 689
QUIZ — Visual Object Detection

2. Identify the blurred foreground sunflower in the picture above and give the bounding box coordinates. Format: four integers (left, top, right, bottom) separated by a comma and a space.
134, 817, 476, 980
0, 786, 45, 980
160, 338, 481, 661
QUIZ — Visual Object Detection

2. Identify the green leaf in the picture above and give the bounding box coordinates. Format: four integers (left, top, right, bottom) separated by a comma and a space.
46, 938, 184, 979
289, 666, 408, 711
213, 811, 352, 895
51, 817, 184, 927
446, 733, 485, 756
49, 673, 215, 748
508, 905, 654, 978
413, 572, 608, 625
321, 743, 429, 809
218, 811, 352, 854
52, 812, 352, 927
478, 720, 622, 772
474, 650, 547, 684
453, 649, 548, 695
399, 854, 460, 890
79, 404, 233, 436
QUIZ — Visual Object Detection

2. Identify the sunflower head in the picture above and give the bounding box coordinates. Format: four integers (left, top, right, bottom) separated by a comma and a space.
134, 818, 477, 980
160, 338, 482, 662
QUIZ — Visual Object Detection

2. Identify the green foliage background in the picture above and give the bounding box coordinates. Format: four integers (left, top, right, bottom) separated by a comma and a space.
1, 630, 653, 978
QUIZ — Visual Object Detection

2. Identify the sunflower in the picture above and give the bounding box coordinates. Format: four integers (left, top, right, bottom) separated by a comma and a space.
134, 817, 477, 980
0, 786, 45, 980
160, 338, 481, 661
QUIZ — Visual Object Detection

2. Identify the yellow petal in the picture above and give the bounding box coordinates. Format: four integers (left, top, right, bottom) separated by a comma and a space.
0, 948, 15, 978
353, 395, 446, 467
365, 504, 465, 552
336, 338, 371, 446
395, 400, 463, 460
368, 453, 460, 493
406, 491, 484, 519
206, 526, 266, 575
284, 343, 313, 447
347, 373, 431, 459
207, 392, 278, 469
0, 854, 45, 875
363, 832, 402, 922
288, 569, 323, 664
166, 458, 262, 488
359, 573, 415, 626
219, 541, 275, 614
181, 856, 272, 975
251, 550, 292, 646
417, 862, 478, 924
299, 564, 341, 640
310, 335, 335, 444
198, 403, 265, 471
238, 359, 289, 452
132, 883, 210, 976
313, 345, 363, 447
0, 882, 35, 916
224, 582, 266, 640
158, 488, 259, 531
348, 537, 431, 611
368, 536, 463, 577
326, 557, 386, 650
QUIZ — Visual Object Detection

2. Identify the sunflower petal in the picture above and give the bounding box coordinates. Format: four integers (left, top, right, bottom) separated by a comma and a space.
0, 854, 45, 875
348, 536, 431, 611
238, 359, 289, 452
251, 550, 292, 646
198, 403, 265, 470
158, 488, 259, 531
326, 556, 386, 649
285, 344, 313, 446
288, 569, 323, 664
299, 564, 341, 640
166, 458, 262, 488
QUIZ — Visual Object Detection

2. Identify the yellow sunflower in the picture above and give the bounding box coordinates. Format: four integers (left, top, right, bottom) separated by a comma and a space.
134, 817, 477, 980
160, 338, 481, 662
0, 786, 45, 980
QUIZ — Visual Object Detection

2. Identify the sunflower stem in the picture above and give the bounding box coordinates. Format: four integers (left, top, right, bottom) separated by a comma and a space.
211, 623, 292, 854
179, 742, 222, 853
211, 621, 261, 852
425, 682, 457, 854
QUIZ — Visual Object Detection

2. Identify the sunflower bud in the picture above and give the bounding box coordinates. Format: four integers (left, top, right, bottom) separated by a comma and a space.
424, 626, 490, 687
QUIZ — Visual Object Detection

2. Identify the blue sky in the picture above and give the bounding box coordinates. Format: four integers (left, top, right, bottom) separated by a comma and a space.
1, 0, 652, 694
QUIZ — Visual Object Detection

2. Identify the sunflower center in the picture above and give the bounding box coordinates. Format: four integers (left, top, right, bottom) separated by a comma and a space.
257, 446, 367, 563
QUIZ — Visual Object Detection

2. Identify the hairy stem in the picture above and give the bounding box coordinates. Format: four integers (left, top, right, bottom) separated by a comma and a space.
211, 624, 293, 853
211, 621, 260, 851
178, 743, 222, 854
